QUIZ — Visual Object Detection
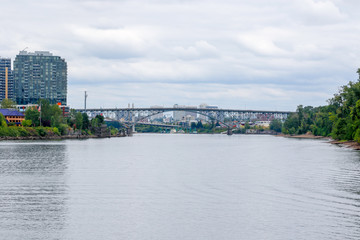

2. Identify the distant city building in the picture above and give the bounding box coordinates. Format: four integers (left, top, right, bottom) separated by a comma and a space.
13, 51, 67, 105
0, 57, 14, 102
255, 121, 271, 127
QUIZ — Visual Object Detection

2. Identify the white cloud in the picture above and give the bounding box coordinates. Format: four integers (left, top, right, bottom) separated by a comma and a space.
1, 0, 360, 110
173, 41, 219, 60
295, 0, 346, 24
71, 26, 149, 59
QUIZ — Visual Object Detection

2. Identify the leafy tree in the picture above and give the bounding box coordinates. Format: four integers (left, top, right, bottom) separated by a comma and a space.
82, 113, 90, 129
91, 117, 100, 128
196, 121, 203, 129
91, 115, 105, 128
0, 113, 7, 127
270, 119, 282, 132
37, 99, 63, 127
0, 99, 16, 109
21, 119, 32, 127
95, 114, 104, 124
74, 112, 83, 130
25, 107, 40, 127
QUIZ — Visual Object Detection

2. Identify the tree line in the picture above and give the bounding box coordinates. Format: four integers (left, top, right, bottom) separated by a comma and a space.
278, 68, 360, 142
0, 99, 109, 137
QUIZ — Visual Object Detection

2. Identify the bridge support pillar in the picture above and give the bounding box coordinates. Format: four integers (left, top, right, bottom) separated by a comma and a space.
126, 127, 133, 136
227, 127, 233, 136
132, 115, 136, 133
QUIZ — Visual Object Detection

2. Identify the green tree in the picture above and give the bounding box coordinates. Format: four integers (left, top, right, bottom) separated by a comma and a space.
21, 119, 32, 127
196, 121, 204, 129
91, 115, 104, 128
91, 117, 100, 128
95, 115, 104, 124
0, 113, 7, 127
25, 107, 40, 127
82, 113, 90, 130
0, 99, 16, 109
270, 119, 282, 132
74, 112, 83, 130
38, 99, 63, 127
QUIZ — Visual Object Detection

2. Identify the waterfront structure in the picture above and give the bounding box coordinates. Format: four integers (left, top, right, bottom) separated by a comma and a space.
0, 109, 24, 125
13, 51, 67, 105
16, 104, 70, 117
0, 57, 14, 102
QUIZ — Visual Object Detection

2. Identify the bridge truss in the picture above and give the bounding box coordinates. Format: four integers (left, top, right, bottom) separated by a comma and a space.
76, 107, 292, 124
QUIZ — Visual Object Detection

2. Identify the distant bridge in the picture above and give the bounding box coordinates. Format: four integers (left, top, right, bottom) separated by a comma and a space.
105, 118, 180, 128
77, 107, 291, 127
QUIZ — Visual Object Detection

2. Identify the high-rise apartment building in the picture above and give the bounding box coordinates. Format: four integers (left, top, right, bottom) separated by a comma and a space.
0, 57, 14, 102
14, 51, 67, 105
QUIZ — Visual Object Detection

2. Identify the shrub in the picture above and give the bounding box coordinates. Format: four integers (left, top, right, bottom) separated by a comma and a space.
22, 120, 32, 127
7, 127, 19, 137
25, 127, 39, 136
58, 124, 68, 135
36, 127, 47, 137
110, 128, 118, 135
53, 127, 60, 136
17, 127, 30, 137
0, 127, 9, 136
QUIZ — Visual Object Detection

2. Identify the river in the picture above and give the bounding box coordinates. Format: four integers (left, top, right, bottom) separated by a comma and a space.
0, 134, 360, 240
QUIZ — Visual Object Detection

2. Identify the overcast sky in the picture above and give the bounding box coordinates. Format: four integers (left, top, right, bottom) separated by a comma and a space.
1, 0, 360, 110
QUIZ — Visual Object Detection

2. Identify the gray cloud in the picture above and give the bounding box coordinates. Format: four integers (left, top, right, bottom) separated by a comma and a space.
1, 0, 360, 110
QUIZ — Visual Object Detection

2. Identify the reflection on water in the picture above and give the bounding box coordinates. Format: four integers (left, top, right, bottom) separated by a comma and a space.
1, 136, 360, 240
0, 142, 68, 239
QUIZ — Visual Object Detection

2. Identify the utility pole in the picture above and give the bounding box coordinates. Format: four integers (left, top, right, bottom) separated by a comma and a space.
84, 91, 88, 110
39, 100, 42, 127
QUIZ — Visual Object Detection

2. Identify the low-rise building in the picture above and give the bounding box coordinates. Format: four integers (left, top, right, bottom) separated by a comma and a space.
255, 121, 271, 127
0, 109, 25, 125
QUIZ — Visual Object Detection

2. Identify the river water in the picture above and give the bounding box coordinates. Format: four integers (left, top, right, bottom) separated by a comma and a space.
0, 134, 360, 240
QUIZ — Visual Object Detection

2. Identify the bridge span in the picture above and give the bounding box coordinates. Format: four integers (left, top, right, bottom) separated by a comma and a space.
77, 107, 291, 124
78, 107, 291, 135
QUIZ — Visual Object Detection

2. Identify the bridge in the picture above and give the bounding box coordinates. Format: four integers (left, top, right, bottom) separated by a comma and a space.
77, 107, 292, 135
106, 118, 180, 128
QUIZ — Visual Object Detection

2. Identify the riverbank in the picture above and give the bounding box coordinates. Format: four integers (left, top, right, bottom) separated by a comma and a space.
277, 132, 360, 150
328, 140, 360, 150
277, 132, 330, 139
0, 133, 127, 141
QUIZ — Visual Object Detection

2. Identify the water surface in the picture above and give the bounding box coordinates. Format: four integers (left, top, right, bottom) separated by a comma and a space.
0, 134, 360, 240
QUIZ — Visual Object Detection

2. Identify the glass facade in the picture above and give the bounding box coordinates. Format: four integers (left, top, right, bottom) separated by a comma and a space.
14, 51, 67, 105
0, 58, 14, 102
